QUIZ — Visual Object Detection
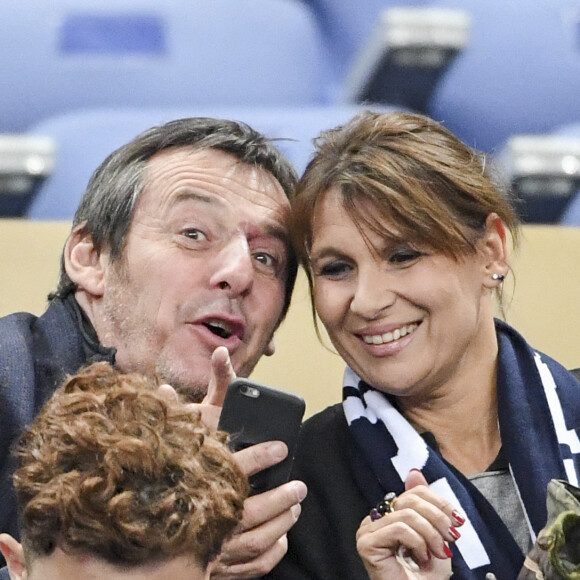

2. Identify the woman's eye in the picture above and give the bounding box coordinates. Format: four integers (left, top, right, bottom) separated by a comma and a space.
389, 250, 422, 264
317, 261, 351, 277
389, 248, 422, 264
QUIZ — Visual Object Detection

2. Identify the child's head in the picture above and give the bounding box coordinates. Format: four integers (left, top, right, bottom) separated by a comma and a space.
0, 361, 248, 580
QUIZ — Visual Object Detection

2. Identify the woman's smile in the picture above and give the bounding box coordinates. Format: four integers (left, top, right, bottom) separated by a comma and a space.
359, 322, 419, 345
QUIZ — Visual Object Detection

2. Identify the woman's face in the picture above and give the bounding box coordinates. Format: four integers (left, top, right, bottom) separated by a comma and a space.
309, 189, 500, 400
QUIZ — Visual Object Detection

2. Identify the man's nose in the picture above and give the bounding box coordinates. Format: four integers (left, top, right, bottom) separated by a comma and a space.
210, 235, 254, 296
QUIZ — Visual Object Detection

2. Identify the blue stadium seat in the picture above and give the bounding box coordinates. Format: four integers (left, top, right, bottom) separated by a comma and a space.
0, 0, 330, 133
25, 105, 399, 220
302, 0, 427, 91
340, 6, 469, 112
302, 1, 469, 112
494, 130, 580, 224
427, 0, 580, 153
0, 136, 55, 217
551, 122, 580, 226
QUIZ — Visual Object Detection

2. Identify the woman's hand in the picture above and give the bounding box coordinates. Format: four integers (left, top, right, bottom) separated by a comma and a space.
356, 470, 464, 580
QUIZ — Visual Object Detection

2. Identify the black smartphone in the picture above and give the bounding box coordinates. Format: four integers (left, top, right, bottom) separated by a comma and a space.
217, 378, 306, 495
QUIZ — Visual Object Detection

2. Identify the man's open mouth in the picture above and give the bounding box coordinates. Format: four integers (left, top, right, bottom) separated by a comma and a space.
204, 319, 234, 339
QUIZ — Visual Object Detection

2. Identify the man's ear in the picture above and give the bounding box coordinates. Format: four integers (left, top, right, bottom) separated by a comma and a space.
264, 338, 275, 357
480, 213, 509, 289
64, 224, 106, 297
0, 534, 27, 580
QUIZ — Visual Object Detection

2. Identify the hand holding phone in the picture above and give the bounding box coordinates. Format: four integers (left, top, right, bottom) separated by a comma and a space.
217, 378, 305, 495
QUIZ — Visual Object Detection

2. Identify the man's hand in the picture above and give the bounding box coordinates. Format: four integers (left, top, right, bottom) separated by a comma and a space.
201, 346, 236, 430
210, 441, 308, 579
158, 346, 308, 578
156, 346, 234, 430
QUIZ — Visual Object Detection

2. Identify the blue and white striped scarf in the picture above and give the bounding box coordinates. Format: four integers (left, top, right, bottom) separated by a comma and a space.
343, 320, 580, 579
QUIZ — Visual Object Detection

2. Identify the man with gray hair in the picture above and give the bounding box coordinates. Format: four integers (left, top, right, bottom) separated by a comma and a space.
0, 116, 307, 579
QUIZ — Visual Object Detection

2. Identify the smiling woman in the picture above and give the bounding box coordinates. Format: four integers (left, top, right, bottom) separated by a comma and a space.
269, 110, 580, 580
307, 188, 510, 403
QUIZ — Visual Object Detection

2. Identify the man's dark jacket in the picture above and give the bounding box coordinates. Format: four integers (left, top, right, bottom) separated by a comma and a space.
0, 296, 115, 542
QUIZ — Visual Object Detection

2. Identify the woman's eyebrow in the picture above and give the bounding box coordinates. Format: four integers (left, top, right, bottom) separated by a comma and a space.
309, 246, 347, 262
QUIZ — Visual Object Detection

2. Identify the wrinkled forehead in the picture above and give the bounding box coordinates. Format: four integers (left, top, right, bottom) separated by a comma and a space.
138, 146, 290, 218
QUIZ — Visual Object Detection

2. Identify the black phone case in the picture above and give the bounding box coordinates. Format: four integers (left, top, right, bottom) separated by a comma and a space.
218, 378, 305, 495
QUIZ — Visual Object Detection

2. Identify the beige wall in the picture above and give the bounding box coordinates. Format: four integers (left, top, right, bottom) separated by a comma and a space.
2, 219, 579, 418
0, 219, 70, 316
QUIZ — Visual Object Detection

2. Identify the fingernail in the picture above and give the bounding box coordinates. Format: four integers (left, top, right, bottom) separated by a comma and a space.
449, 526, 461, 540
290, 480, 308, 502
409, 468, 422, 474
452, 510, 466, 525
267, 441, 288, 460
443, 544, 453, 558
291, 503, 302, 519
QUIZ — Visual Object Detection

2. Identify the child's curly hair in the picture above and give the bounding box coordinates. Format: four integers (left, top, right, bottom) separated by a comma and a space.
13, 361, 248, 569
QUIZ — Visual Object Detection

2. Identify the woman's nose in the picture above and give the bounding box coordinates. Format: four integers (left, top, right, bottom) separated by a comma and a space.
349, 268, 396, 319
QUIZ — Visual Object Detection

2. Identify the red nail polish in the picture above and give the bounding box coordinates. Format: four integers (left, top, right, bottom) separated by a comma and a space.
449, 526, 461, 540
452, 510, 466, 525
443, 544, 453, 558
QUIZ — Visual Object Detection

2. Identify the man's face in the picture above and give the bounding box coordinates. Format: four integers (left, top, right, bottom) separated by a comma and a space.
95, 147, 291, 400
24, 548, 208, 580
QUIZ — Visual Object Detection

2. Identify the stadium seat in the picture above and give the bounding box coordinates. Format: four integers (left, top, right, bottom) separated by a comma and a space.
302, 0, 427, 88
25, 105, 399, 220
0, 136, 55, 217
0, 0, 330, 133
427, 0, 580, 153
302, 1, 469, 111
341, 6, 469, 112
494, 133, 580, 223
550, 122, 580, 226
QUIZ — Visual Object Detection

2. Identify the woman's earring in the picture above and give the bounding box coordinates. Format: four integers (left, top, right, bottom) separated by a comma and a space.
492, 273, 505, 282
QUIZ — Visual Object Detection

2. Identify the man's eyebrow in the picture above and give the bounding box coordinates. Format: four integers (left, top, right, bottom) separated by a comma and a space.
261, 223, 291, 248
171, 189, 224, 207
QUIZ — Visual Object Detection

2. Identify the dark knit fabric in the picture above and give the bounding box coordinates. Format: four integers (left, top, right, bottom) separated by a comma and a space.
0, 295, 115, 543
